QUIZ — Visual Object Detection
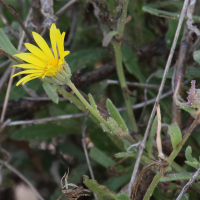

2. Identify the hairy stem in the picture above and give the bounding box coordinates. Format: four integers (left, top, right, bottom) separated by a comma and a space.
67, 81, 107, 125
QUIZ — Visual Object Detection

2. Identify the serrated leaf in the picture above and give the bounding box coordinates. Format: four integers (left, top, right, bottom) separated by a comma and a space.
168, 122, 182, 149
102, 31, 118, 47
193, 50, 200, 65
11, 124, 69, 141
83, 175, 131, 200
88, 93, 98, 111
106, 99, 128, 132
89, 146, 115, 168
0, 28, 18, 64
42, 82, 59, 104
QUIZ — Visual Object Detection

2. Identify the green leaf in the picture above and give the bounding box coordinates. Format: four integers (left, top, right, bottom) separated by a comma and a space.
185, 146, 199, 169
185, 146, 197, 162
10, 79, 41, 100
147, 116, 158, 158
42, 82, 59, 104
83, 175, 131, 200
160, 172, 200, 182
89, 146, 115, 168
121, 45, 145, 82
106, 99, 128, 132
100, 122, 111, 133
156, 67, 200, 79
165, 19, 183, 49
68, 164, 88, 184
106, 117, 134, 144
107, 117, 123, 134
0, 28, 18, 64
168, 122, 182, 149
58, 143, 85, 160
116, 193, 131, 200
193, 50, 200, 65
66, 48, 109, 73
180, 194, 189, 200
102, 31, 118, 47
103, 173, 131, 192
11, 124, 69, 141
179, 104, 196, 115
185, 161, 199, 169
115, 152, 152, 166
88, 93, 98, 111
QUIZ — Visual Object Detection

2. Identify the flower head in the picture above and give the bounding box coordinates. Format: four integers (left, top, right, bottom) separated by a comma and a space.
12, 23, 70, 86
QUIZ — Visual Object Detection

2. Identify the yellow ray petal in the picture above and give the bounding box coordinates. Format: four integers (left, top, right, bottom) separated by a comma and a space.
22, 75, 42, 85
12, 69, 44, 78
61, 32, 65, 58
16, 73, 42, 86
50, 23, 58, 59
56, 29, 64, 59
13, 64, 44, 70
14, 53, 47, 68
63, 51, 70, 57
24, 43, 50, 61
32, 32, 54, 60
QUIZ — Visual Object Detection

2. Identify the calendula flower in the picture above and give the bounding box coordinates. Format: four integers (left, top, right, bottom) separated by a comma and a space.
12, 23, 70, 86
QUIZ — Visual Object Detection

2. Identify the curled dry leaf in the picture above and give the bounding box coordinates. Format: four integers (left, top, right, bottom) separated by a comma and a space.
57, 170, 91, 200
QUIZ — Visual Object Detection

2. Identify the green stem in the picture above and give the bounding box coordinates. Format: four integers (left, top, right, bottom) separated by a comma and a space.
117, 0, 129, 38
112, 0, 138, 132
67, 80, 107, 126
113, 41, 138, 132
143, 118, 199, 200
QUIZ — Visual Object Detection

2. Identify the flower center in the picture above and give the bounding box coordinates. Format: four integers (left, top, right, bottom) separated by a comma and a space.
48, 58, 59, 67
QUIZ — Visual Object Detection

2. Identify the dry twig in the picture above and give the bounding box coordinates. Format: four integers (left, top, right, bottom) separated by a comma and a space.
176, 167, 200, 200
128, 0, 190, 196
0, 159, 44, 200
156, 104, 165, 160
81, 111, 98, 200
0, 0, 34, 44
55, 0, 77, 16
57, 170, 90, 200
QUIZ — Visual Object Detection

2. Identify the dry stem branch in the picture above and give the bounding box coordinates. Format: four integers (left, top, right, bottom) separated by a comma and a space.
156, 104, 164, 159
176, 167, 200, 200
0, 0, 34, 44
0, 159, 44, 200
127, 0, 190, 196
0, 49, 22, 64
55, 0, 77, 16
81, 111, 98, 200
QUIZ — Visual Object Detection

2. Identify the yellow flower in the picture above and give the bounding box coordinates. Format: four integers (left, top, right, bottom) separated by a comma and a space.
12, 23, 70, 86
